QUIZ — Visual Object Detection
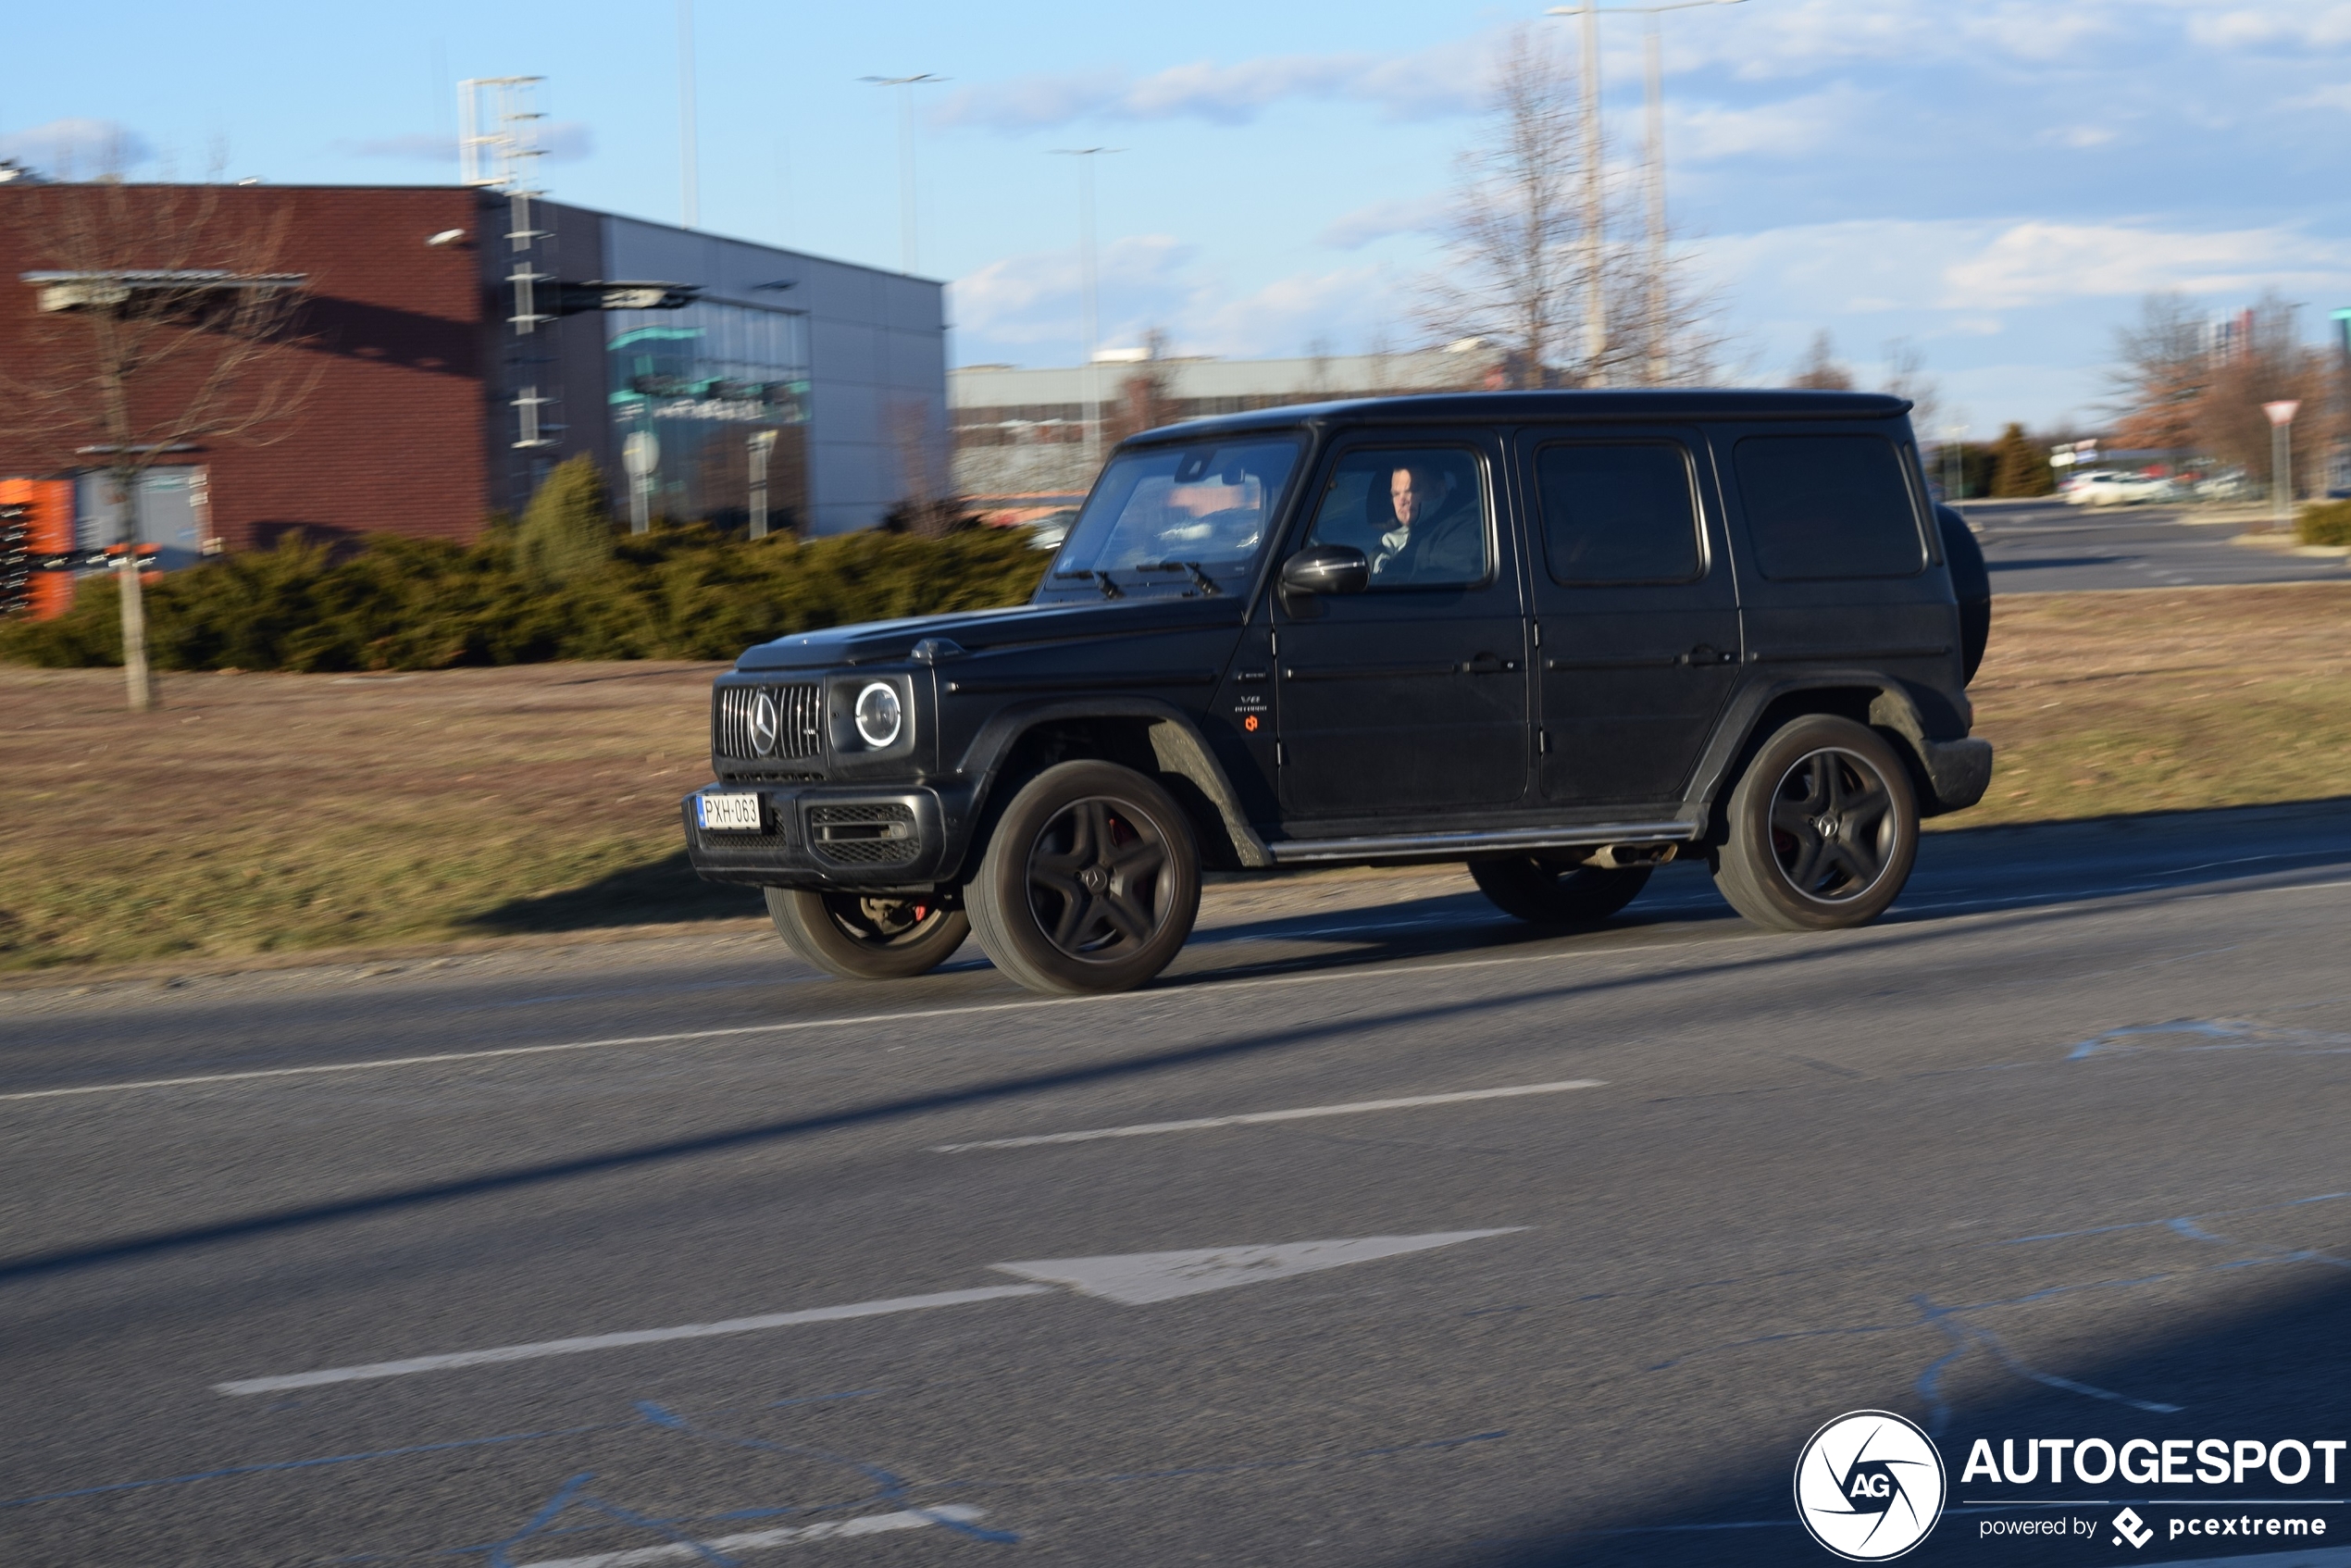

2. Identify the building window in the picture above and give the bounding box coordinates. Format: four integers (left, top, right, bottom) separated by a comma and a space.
608, 301, 811, 532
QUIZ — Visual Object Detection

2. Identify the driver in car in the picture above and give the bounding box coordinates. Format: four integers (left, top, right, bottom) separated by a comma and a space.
1372, 462, 1480, 582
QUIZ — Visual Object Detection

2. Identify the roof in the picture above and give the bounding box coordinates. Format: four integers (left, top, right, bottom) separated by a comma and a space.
1120, 387, 1915, 443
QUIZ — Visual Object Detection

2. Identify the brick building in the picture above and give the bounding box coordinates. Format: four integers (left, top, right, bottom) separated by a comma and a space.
0, 181, 945, 605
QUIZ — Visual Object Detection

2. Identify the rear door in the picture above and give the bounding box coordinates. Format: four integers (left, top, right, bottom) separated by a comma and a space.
1713, 421, 1959, 691
1274, 430, 1530, 818
1519, 425, 1742, 807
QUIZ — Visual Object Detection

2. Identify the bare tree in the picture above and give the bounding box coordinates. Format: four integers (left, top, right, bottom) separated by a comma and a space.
1419, 27, 1590, 389
1879, 339, 1941, 435
0, 177, 317, 710
2196, 292, 2332, 491
2106, 292, 2209, 457
1787, 330, 1853, 391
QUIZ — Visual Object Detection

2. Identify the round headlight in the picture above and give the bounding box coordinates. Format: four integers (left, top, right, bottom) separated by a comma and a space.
853, 681, 903, 748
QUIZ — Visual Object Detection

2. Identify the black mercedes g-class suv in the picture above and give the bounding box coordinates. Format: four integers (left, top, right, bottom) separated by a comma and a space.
683, 389, 1993, 995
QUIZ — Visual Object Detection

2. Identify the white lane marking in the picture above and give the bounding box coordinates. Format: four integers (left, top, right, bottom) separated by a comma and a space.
927, 1080, 1603, 1152
516, 1506, 987, 1568
217, 1228, 1527, 1394
2, 946, 1692, 1104
20, 868, 2351, 1108
992, 1229, 1524, 1305
210, 1286, 1053, 1396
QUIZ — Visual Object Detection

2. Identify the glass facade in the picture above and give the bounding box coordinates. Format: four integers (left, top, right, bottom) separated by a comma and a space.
607, 301, 812, 532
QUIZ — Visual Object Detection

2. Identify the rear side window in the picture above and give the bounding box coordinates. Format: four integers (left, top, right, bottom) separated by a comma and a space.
1733, 434, 1924, 580
1534, 442, 1703, 585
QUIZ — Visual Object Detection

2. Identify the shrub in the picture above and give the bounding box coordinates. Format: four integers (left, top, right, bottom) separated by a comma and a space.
2297, 500, 2351, 548
516, 455, 617, 583
0, 524, 1051, 671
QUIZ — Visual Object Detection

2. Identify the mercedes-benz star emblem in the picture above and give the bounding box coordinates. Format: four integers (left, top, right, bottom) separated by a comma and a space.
749, 691, 780, 756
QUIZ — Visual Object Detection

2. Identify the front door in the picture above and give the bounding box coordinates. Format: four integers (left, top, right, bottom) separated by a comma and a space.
1275, 433, 1530, 818
1520, 427, 1743, 807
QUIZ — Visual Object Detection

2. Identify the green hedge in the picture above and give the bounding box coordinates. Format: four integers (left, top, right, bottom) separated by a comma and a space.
0, 524, 1052, 671
2299, 500, 2351, 548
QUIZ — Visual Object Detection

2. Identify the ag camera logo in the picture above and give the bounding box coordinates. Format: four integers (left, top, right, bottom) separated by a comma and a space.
1795, 1411, 1947, 1561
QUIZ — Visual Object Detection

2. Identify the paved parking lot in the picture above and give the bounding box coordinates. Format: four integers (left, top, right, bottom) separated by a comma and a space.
1955, 501, 2346, 595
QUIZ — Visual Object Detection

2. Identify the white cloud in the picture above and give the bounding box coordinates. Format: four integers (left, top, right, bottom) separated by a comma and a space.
1318, 193, 1452, 250
2290, 82, 2351, 109
935, 36, 1496, 131
0, 118, 153, 176
950, 234, 1197, 347
1670, 84, 1872, 160
2186, 4, 2351, 49
2040, 124, 2121, 149
1706, 216, 2351, 318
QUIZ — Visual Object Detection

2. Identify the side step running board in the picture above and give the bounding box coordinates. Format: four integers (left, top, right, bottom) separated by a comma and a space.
1264, 820, 1698, 865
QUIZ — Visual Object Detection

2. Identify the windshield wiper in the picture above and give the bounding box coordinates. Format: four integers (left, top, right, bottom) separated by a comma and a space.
1136, 561, 1221, 595
1051, 567, 1124, 599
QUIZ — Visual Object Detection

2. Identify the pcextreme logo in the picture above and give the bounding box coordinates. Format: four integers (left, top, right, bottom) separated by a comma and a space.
1795, 1411, 1949, 1561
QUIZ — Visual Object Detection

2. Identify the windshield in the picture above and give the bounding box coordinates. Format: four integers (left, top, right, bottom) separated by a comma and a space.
1039, 437, 1304, 598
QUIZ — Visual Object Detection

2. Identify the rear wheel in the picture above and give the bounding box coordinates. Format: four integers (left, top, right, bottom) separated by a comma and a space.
1470, 858, 1652, 926
966, 760, 1200, 995
765, 888, 970, 980
1713, 715, 1917, 931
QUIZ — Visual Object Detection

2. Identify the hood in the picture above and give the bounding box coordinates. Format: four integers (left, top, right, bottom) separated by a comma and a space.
735, 595, 1248, 671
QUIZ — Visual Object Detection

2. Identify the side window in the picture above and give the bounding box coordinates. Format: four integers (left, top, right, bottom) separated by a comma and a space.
1535, 442, 1703, 585
1304, 446, 1487, 589
1733, 434, 1925, 581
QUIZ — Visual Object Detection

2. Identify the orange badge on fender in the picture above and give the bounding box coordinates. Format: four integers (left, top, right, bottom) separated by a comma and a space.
1244, 715, 1259, 731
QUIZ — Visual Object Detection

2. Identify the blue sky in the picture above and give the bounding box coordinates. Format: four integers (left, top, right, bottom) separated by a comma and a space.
6, 0, 2349, 435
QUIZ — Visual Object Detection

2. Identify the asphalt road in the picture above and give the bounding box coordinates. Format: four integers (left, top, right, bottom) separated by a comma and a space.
4, 802, 2351, 1568
1953, 501, 2346, 594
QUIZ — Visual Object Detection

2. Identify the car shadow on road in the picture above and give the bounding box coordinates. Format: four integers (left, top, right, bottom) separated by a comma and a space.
1448, 1262, 2351, 1566
464, 850, 765, 934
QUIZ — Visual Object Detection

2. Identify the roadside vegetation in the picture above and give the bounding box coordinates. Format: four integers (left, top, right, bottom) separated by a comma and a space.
2299, 500, 2351, 547
0, 459, 1050, 672
2, 583, 2345, 975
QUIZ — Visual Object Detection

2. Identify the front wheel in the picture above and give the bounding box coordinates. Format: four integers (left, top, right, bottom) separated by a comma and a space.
1713, 715, 1918, 932
1471, 858, 1652, 926
766, 889, 970, 980
966, 761, 1200, 995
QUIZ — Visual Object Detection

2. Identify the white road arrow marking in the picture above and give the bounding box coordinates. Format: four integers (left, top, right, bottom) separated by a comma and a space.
213, 1230, 1525, 1395
990, 1229, 1525, 1306
926, 1081, 1603, 1152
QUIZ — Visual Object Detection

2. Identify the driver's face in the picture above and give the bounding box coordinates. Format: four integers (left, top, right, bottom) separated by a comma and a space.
1391, 468, 1437, 527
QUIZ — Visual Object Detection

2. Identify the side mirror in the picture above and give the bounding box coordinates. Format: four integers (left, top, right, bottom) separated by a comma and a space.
1279, 544, 1369, 597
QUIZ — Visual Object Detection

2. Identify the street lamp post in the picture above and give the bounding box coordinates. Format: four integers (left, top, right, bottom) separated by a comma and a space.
1052, 147, 1122, 481
1546, 0, 1744, 387
861, 74, 947, 274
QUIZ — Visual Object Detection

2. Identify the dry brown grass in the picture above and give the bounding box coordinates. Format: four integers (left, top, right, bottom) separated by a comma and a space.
4, 582, 2345, 972
1955, 582, 2351, 827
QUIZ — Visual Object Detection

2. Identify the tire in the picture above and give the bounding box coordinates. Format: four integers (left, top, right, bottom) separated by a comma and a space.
1471, 858, 1652, 926
965, 760, 1201, 995
766, 888, 970, 980
1713, 715, 1918, 932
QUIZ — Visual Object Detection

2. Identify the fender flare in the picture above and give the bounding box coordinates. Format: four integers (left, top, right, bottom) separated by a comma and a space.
953, 698, 1275, 872
1687, 672, 1993, 828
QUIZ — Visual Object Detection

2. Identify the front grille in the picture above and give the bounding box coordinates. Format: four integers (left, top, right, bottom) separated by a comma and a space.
691, 828, 793, 854
715, 683, 823, 761
807, 803, 919, 866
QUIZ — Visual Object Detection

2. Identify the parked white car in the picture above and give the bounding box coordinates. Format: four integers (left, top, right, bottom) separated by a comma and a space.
2066, 470, 2180, 506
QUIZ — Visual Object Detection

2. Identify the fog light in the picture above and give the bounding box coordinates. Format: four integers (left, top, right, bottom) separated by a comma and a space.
853, 681, 902, 748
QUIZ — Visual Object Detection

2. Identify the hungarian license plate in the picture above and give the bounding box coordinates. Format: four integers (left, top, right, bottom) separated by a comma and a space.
698, 791, 763, 831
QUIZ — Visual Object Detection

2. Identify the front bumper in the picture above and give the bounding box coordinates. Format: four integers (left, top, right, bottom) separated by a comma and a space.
682, 783, 955, 889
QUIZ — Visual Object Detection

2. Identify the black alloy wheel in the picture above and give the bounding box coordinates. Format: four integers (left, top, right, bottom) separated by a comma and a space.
1470, 857, 1653, 926
765, 888, 970, 980
967, 760, 1201, 995
1714, 714, 1918, 932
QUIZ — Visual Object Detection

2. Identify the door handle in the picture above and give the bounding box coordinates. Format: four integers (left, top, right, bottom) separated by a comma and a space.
1677, 644, 1737, 666
1460, 652, 1518, 675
